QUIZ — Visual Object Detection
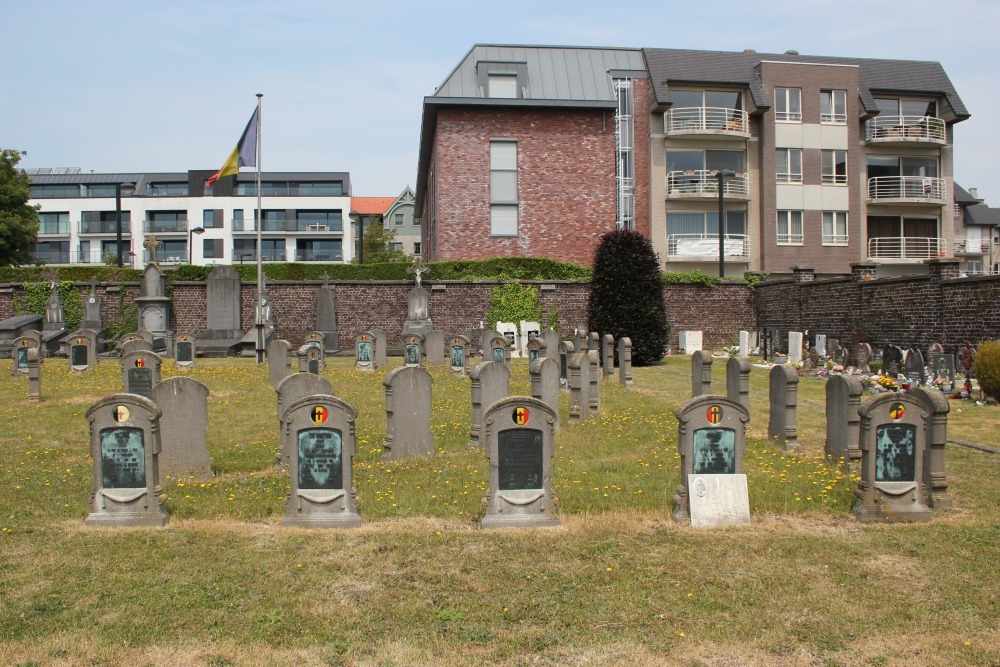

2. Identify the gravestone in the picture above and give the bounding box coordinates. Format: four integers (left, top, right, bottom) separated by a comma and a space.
355, 332, 376, 372
541, 329, 560, 359
26, 347, 42, 404
881, 345, 904, 376
929, 353, 955, 391
368, 328, 388, 369
496, 322, 520, 358
121, 338, 154, 356
469, 361, 511, 447
602, 334, 614, 378
41, 284, 67, 356
0, 315, 43, 359
617, 337, 633, 387
136, 264, 171, 351
173, 333, 195, 367
275, 372, 333, 465
238, 284, 274, 357
424, 330, 446, 366
910, 387, 952, 509
527, 337, 547, 366
196, 265, 243, 357
481, 397, 560, 528
587, 349, 601, 416
834, 344, 848, 368
282, 395, 361, 528
558, 340, 575, 390
449, 335, 470, 376
82, 279, 104, 334
305, 331, 326, 358
487, 334, 510, 366
671, 395, 750, 525
529, 357, 560, 432
853, 394, 932, 522
825, 375, 863, 465
120, 330, 153, 348
570, 325, 587, 351
69, 330, 99, 372
403, 333, 424, 368
402, 258, 433, 337
298, 345, 323, 375
738, 330, 750, 357
84, 394, 168, 527
815, 334, 827, 358
927, 341, 945, 356
855, 342, 872, 374
788, 331, 804, 365
678, 330, 703, 354
315, 277, 339, 351
11, 334, 39, 377
904, 348, 925, 385
267, 339, 294, 387
121, 351, 162, 399
958, 343, 976, 394
725, 356, 751, 411
567, 351, 590, 424
382, 366, 434, 460
806, 347, 820, 370
768, 365, 799, 450
519, 320, 541, 357
828, 338, 840, 360
479, 329, 502, 357
589, 331, 600, 355
691, 350, 713, 397
151, 377, 212, 481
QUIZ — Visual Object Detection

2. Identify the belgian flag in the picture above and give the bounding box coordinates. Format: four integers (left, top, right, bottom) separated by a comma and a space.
206, 107, 259, 186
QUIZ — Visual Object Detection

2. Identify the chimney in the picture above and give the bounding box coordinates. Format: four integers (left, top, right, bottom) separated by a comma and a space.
969, 187, 979, 199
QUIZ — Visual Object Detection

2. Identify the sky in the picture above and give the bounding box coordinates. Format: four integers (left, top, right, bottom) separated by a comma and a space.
3, 0, 999, 203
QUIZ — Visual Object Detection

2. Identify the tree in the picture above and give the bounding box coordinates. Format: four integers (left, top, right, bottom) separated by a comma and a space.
357, 219, 407, 263
0, 149, 40, 267
587, 228, 668, 365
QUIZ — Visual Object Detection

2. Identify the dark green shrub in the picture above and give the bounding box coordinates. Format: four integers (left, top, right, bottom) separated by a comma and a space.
976, 340, 1000, 401
587, 229, 668, 366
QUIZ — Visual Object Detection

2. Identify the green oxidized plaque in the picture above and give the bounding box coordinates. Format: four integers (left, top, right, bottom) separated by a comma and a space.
175, 341, 193, 363
692, 428, 736, 475
16, 347, 28, 371
875, 423, 916, 482
298, 428, 343, 490
100, 427, 146, 488
451, 345, 464, 368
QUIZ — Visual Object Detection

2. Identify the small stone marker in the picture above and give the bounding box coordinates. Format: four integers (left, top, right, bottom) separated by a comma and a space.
587, 349, 601, 416
526, 337, 546, 365
469, 361, 511, 447
84, 394, 168, 527
688, 474, 751, 528
602, 333, 614, 378
355, 332, 376, 371
282, 395, 361, 528
558, 340, 575, 390
725, 356, 751, 411
825, 375, 863, 466
909, 387, 951, 509
617, 337, 633, 387
672, 395, 750, 524
788, 331, 804, 365
267, 339, 294, 386
496, 321, 520, 358
403, 333, 424, 367
151, 376, 212, 481
691, 350, 713, 397
738, 330, 750, 357
424, 330, 446, 365
481, 397, 559, 528
70, 330, 99, 372
768, 365, 799, 450
449, 335, 470, 376
541, 329, 559, 358
368, 328, 388, 368
174, 333, 195, 367
853, 394, 932, 522
299, 345, 323, 375
275, 372, 333, 465
487, 334, 510, 366
27, 348, 42, 404
529, 357, 560, 432
567, 351, 590, 424
519, 320, 540, 357
382, 366, 434, 460
678, 330, 703, 354
121, 351, 162, 399
928, 353, 955, 391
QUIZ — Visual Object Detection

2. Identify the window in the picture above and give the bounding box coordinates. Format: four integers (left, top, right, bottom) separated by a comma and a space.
413, 242, 421, 255
820, 90, 847, 123
254, 210, 287, 231
148, 240, 187, 263
298, 182, 343, 196
82, 184, 117, 198
145, 211, 188, 233
38, 212, 69, 235
298, 210, 343, 232
203, 238, 224, 258
667, 211, 747, 236
488, 74, 518, 98
30, 184, 80, 198
822, 212, 848, 245
490, 140, 518, 236
670, 89, 743, 110
147, 182, 188, 196
33, 241, 69, 263
296, 239, 342, 262
81, 210, 131, 234
202, 209, 223, 228
821, 150, 847, 184
395, 213, 404, 226
777, 210, 804, 244
874, 98, 936, 118
775, 87, 801, 122
389, 242, 403, 252
615, 79, 635, 229
776, 149, 803, 183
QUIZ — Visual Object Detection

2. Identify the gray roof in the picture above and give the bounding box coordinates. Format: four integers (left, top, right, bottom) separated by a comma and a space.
954, 183, 982, 205
643, 48, 969, 121
29, 171, 351, 194
964, 204, 1000, 227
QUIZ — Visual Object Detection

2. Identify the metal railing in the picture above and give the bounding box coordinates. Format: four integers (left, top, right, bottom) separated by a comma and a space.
79, 220, 132, 234
30, 250, 71, 264
963, 266, 1000, 276
666, 233, 750, 258
232, 249, 287, 262
143, 250, 187, 264
38, 222, 70, 235
865, 115, 946, 143
232, 219, 343, 233
665, 107, 749, 136
867, 176, 945, 202
295, 249, 344, 262
954, 239, 994, 254
667, 171, 749, 198
143, 219, 188, 233
867, 236, 946, 259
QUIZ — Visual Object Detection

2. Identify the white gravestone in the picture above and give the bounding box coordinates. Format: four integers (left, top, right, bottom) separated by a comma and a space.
688, 474, 751, 528
788, 331, 804, 365
496, 322, 520, 358
519, 320, 540, 357
678, 330, 703, 354
738, 330, 750, 357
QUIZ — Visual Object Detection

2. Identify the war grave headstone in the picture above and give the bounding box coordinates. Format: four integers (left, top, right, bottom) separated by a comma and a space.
174, 333, 195, 367
402, 257, 433, 337
298, 345, 323, 375
671, 395, 750, 526
267, 339, 294, 387
195, 265, 244, 357
530, 357, 560, 432
788, 331, 804, 365
602, 334, 615, 378
520, 320, 540, 357
572, 326, 588, 351
450, 335, 470, 376
691, 350, 713, 397
0, 315, 43, 359
424, 330, 446, 366
527, 337, 547, 366
368, 328, 388, 369
121, 351, 162, 400
881, 345, 904, 376
151, 377, 212, 481
497, 322, 520, 358
479, 329, 502, 358
487, 334, 511, 366
768, 365, 799, 451
568, 351, 591, 424
909, 387, 951, 508
738, 330, 750, 358
282, 394, 361, 528
305, 331, 326, 358
541, 329, 560, 359
481, 396, 560, 528
315, 276, 339, 352
825, 375, 863, 466
121, 337, 155, 357
815, 334, 827, 359
11, 334, 39, 377
853, 394, 932, 522
929, 352, 955, 391
84, 394, 168, 527
120, 330, 154, 349
136, 264, 172, 351
382, 366, 434, 460
725, 356, 751, 411
275, 373, 333, 465
558, 340, 575, 390
403, 333, 424, 368
589, 331, 600, 355
27, 348, 42, 404
677, 330, 703, 354
69, 330, 99, 372
904, 348, 926, 385
587, 349, 601, 416
617, 337, 633, 387
355, 332, 376, 372
469, 361, 512, 446
41, 284, 67, 356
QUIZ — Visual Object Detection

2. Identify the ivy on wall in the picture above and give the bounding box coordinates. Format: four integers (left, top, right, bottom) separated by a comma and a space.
102, 290, 139, 342
486, 281, 541, 330
13, 281, 84, 332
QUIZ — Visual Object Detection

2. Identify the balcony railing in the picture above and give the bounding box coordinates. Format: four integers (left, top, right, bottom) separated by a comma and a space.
666, 234, 750, 259
232, 249, 287, 262
665, 107, 750, 138
232, 219, 344, 233
867, 176, 946, 203
38, 222, 70, 235
79, 220, 132, 234
30, 250, 71, 264
865, 116, 946, 144
143, 249, 187, 264
295, 249, 344, 262
954, 239, 994, 255
143, 219, 188, 233
667, 171, 750, 199
868, 236, 946, 260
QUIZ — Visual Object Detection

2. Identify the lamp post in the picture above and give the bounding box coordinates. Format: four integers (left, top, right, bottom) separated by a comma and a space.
716, 169, 736, 278
115, 181, 135, 267
188, 226, 205, 265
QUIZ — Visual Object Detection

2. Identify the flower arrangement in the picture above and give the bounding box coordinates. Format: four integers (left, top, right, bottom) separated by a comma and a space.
876, 375, 900, 390
832, 364, 845, 373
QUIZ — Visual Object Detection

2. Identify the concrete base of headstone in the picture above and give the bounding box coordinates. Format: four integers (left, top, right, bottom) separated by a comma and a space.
851, 492, 932, 523
481, 511, 561, 529
283, 502, 362, 529
687, 474, 751, 528
85, 504, 169, 528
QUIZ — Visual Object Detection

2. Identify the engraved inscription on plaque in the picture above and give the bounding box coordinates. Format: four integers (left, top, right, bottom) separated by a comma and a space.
71, 345, 88, 367
297, 428, 343, 490
357, 341, 371, 362
308, 359, 320, 375
498, 429, 543, 490
493, 347, 505, 363
127, 368, 153, 398
529, 348, 539, 364
405, 344, 420, 365
176, 342, 193, 363
16, 347, 28, 371
100, 427, 146, 488
692, 428, 736, 475
451, 345, 464, 368
875, 424, 916, 482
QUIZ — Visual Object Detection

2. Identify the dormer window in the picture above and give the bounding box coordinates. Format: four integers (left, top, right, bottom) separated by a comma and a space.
488, 73, 518, 98
477, 61, 527, 99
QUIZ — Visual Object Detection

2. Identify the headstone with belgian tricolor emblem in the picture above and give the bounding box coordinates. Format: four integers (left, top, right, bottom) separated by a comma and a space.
281, 394, 361, 528
481, 396, 559, 528
275, 372, 332, 466
672, 395, 750, 526
298, 344, 323, 375
487, 334, 510, 366
173, 333, 196, 367
449, 334, 470, 376
382, 366, 434, 460
403, 333, 424, 367
70, 329, 99, 372
355, 332, 376, 372
526, 336, 546, 366
11, 332, 40, 377
305, 331, 326, 358
121, 351, 162, 399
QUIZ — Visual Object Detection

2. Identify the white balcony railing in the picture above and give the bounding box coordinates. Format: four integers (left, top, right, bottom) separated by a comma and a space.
667, 171, 750, 199
865, 115, 946, 144
954, 239, 994, 255
867, 176, 946, 203
665, 107, 750, 137
667, 233, 750, 259
868, 236, 946, 260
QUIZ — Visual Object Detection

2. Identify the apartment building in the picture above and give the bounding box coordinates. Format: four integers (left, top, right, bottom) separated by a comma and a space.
27, 169, 352, 267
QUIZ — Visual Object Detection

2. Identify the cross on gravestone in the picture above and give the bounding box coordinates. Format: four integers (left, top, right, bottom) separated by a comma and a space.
691, 350, 713, 397
617, 337, 633, 387
529, 357, 560, 433
469, 361, 511, 447
382, 366, 435, 460
151, 377, 212, 481
725, 356, 751, 411
142, 235, 162, 266
768, 365, 799, 451
275, 373, 333, 466
825, 375, 863, 466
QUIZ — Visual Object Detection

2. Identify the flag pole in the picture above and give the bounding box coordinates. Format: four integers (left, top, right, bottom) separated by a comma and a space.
255, 93, 265, 364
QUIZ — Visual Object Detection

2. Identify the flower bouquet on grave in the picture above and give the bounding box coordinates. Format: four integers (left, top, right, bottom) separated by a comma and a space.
876, 374, 900, 391
832, 364, 845, 375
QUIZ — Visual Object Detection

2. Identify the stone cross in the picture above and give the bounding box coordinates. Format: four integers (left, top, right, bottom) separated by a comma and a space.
143, 234, 162, 265
406, 255, 430, 288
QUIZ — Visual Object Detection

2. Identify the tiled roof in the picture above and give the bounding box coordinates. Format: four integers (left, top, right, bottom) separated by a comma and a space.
954, 184, 982, 205
351, 197, 396, 215
965, 204, 1000, 227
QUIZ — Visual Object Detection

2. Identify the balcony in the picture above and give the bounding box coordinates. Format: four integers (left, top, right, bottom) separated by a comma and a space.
143, 250, 187, 265
865, 116, 946, 146
667, 171, 750, 200
38, 222, 70, 236
232, 249, 287, 262
143, 219, 188, 234
867, 176, 946, 205
232, 219, 343, 233
664, 107, 750, 139
867, 236, 946, 261
954, 239, 994, 256
295, 249, 344, 262
666, 234, 750, 261
30, 250, 71, 264
79, 220, 132, 235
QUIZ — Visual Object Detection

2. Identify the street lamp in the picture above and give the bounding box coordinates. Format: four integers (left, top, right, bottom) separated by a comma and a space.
716, 169, 736, 278
188, 226, 205, 265
115, 181, 135, 267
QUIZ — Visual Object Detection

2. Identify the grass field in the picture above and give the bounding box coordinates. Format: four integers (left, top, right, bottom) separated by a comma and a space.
0, 354, 997, 666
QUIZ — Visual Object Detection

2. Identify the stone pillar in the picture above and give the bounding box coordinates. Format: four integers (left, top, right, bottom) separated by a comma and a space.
725, 356, 751, 411
825, 375, 863, 466
692, 350, 713, 397
768, 365, 799, 450
568, 351, 590, 424
792, 266, 815, 283
27, 348, 42, 404
617, 337, 633, 387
